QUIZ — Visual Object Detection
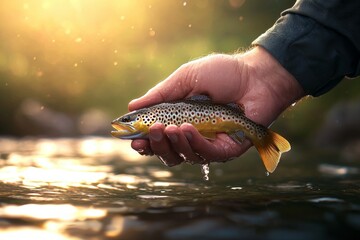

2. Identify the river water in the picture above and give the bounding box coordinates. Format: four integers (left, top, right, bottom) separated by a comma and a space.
0, 137, 359, 239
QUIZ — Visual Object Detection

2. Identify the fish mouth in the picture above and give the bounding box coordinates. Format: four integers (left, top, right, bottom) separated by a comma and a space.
111, 121, 135, 131
111, 122, 144, 139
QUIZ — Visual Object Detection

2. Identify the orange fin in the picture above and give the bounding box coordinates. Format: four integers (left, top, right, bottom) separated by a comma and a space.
200, 132, 217, 140
253, 129, 291, 173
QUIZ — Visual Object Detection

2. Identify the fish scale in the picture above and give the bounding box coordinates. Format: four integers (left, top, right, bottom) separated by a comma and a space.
111, 98, 291, 173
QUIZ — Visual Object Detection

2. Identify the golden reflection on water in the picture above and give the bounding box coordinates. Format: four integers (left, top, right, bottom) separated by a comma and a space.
0, 204, 106, 221
0, 227, 78, 240
0, 137, 150, 188
0, 137, 164, 239
0, 204, 109, 240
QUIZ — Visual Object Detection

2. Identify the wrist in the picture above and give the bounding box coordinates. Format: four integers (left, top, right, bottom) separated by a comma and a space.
247, 46, 304, 101
234, 47, 305, 125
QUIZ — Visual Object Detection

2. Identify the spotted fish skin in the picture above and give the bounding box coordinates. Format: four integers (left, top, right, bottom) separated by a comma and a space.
129, 100, 266, 142
111, 98, 291, 173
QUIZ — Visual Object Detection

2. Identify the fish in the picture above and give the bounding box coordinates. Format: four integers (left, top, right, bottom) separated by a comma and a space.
111, 96, 291, 173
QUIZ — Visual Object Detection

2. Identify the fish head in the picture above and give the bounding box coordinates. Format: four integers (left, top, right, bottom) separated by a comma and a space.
111, 109, 150, 139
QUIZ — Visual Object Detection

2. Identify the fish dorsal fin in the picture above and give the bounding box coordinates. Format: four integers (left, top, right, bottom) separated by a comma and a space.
187, 95, 244, 114
187, 95, 212, 101
226, 103, 245, 114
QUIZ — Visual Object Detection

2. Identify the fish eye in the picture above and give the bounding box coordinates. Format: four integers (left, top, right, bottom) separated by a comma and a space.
121, 115, 131, 123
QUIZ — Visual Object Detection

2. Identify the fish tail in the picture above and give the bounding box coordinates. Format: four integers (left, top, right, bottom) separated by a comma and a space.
253, 129, 291, 173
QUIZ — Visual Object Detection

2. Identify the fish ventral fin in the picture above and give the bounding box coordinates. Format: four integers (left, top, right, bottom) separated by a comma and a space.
226, 103, 245, 114
253, 129, 291, 173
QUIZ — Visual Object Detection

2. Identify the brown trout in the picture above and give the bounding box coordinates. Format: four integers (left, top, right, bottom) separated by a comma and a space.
111, 96, 291, 173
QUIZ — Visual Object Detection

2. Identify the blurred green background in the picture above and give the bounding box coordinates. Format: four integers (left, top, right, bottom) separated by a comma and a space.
1, 0, 359, 144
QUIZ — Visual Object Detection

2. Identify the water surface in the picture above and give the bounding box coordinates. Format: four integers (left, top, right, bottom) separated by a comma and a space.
0, 137, 359, 239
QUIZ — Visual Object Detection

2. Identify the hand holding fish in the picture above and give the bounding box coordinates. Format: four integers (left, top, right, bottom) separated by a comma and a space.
124, 47, 305, 171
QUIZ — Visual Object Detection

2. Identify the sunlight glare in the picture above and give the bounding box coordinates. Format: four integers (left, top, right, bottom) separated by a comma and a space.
105, 216, 125, 237
0, 204, 106, 221
0, 227, 78, 240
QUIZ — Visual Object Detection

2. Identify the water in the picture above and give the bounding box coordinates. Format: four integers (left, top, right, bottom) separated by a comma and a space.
0, 137, 359, 239
201, 163, 210, 181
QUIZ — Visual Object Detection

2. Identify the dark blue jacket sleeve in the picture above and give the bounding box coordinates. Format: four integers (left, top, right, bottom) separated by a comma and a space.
252, 0, 360, 96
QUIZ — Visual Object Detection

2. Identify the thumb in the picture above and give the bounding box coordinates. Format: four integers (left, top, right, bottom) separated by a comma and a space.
128, 64, 194, 111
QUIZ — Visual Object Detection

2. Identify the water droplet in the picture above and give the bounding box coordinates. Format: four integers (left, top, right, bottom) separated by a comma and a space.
183, 2, 187, 6
179, 153, 187, 161
201, 163, 210, 181
266, 171, 270, 177
291, 102, 296, 107
120, 16, 125, 20
158, 156, 167, 166
74, 63, 78, 67
36, 71, 43, 77
188, 24, 192, 28
113, 61, 118, 66
75, 37, 82, 43
149, 28, 156, 37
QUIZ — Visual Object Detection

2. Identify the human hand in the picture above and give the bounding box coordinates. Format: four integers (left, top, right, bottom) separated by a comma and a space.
128, 47, 305, 166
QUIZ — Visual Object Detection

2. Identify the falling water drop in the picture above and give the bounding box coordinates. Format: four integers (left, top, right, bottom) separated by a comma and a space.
201, 163, 210, 181
158, 156, 167, 165
266, 171, 270, 177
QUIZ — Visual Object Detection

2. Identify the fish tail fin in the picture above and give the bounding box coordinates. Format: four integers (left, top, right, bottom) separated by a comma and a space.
253, 129, 291, 173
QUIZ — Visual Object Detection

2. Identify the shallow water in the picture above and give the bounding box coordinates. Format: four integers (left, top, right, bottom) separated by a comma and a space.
0, 137, 359, 239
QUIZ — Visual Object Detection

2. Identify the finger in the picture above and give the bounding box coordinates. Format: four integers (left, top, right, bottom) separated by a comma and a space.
131, 139, 153, 156
128, 64, 193, 111
164, 125, 204, 164
148, 123, 183, 167
180, 123, 252, 162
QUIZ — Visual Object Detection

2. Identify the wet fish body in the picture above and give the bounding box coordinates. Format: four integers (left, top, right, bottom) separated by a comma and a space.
111, 98, 291, 173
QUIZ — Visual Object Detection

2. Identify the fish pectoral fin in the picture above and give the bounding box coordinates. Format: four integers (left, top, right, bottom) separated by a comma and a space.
229, 131, 245, 144
200, 131, 217, 140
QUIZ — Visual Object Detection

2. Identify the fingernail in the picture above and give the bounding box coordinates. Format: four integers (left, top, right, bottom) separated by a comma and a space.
151, 129, 163, 142
137, 149, 151, 156
184, 131, 192, 141
137, 149, 145, 155
167, 133, 178, 143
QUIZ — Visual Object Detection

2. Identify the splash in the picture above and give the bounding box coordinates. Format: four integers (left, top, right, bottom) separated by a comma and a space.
201, 163, 210, 181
